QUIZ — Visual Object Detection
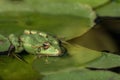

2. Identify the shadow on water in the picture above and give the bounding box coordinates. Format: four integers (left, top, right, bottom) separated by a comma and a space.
68, 17, 120, 55
87, 67, 120, 74
97, 17, 120, 50
0, 76, 3, 80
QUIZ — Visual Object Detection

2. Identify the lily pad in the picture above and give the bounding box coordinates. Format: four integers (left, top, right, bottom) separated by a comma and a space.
25, 0, 109, 8
0, 55, 40, 80
32, 44, 102, 74
86, 52, 120, 68
0, 0, 109, 8
42, 69, 120, 80
0, 0, 96, 40
96, 2, 120, 17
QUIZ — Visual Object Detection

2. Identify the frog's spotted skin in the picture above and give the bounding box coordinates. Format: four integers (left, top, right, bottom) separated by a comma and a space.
8, 30, 64, 56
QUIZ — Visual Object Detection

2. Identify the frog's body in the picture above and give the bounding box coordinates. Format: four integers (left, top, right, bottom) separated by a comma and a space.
0, 30, 64, 57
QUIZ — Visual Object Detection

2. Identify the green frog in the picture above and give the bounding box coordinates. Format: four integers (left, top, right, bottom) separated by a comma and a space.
0, 30, 65, 61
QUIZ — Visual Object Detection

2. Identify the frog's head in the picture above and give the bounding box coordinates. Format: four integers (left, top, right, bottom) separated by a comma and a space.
39, 35, 64, 56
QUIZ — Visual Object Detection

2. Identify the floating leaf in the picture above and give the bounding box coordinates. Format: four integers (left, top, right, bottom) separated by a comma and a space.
0, 0, 96, 40
86, 52, 120, 68
32, 44, 101, 74
25, 0, 109, 8
42, 69, 120, 80
0, 55, 40, 80
0, 0, 109, 9
96, 2, 120, 17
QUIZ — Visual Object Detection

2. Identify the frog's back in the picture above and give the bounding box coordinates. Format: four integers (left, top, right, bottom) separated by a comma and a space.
20, 30, 48, 54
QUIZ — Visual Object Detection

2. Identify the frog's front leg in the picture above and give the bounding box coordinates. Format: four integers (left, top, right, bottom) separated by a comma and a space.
36, 54, 50, 64
45, 55, 50, 64
8, 44, 15, 56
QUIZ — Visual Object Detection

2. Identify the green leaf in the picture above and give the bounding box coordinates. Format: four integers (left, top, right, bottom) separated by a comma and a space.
0, 1, 96, 40
96, 2, 120, 17
32, 44, 101, 74
86, 52, 120, 68
0, 55, 40, 80
26, 0, 109, 8
42, 69, 120, 80
0, 0, 109, 8
114, 0, 120, 3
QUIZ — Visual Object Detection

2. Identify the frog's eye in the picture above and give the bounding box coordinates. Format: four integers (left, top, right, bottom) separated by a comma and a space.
43, 42, 50, 49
